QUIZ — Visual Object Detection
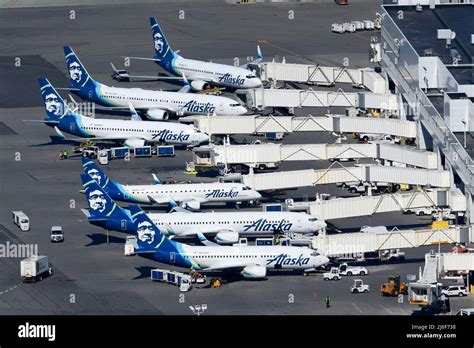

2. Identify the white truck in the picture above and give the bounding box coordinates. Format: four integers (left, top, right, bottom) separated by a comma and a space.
323, 267, 341, 281
338, 263, 368, 276
21, 255, 52, 282
50, 226, 64, 243
12, 211, 29, 231
359, 133, 400, 144
381, 249, 406, 261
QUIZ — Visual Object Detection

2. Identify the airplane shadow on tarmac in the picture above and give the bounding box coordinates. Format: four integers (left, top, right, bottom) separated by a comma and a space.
85, 233, 126, 246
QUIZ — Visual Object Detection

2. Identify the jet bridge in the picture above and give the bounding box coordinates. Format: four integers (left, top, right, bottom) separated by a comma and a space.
182, 114, 417, 139
193, 142, 438, 170
258, 62, 387, 93
242, 165, 451, 191
311, 226, 466, 257
244, 88, 400, 113
287, 188, 467, 221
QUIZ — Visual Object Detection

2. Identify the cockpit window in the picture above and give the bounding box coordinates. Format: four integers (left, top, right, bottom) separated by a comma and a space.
243, 186, 252, 190
246, 74, 255, 78
230, 103, 241, 107
308, 218, 318, 222
310, 251, 320, 257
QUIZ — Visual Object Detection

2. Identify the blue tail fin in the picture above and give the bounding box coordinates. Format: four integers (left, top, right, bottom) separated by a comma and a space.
38, 77, 69, 121
64, 47, 97, 91
129, 205, 177, 251
81, 173, 130, 222
149, 17, 177, 73
81, 157, 124, 199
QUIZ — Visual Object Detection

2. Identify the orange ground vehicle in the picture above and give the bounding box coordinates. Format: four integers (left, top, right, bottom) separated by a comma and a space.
380, 275, 408, 296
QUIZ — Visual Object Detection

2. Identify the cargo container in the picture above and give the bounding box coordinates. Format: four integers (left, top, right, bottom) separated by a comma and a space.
134, 146, 152, 157
157, 145, 175, 157
21, 255, 52, 282
111, 147, 130, 159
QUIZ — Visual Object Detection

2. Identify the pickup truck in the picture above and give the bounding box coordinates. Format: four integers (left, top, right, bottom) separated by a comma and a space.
339, 263, 368, 276
323, 267, 341, 281
381, 249, 406, 261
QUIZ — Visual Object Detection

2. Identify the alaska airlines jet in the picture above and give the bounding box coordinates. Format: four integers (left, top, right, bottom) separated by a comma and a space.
37, 78, 208, 148
120, 18, 263, 92
64, 47, 247, 120
79, 173, 326, 243
128, 204, 329, 279
82, 157, 261, 209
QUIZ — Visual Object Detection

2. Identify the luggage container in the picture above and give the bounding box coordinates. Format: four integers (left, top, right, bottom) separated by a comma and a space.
21, 255, 52, 282
331, 23, 345, 34
111, 147, 130, 159
363, 20, 375, 30
265, 132, 284, 141
134, 146, 152, 158
157, 145, 175, 157
343, 22, 356, 33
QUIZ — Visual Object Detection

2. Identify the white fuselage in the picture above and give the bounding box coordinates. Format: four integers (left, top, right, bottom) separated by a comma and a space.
77, 115, 208, 146
97, 83, 247, 116
173, 56, 263, 89
148, 211, 326, 236
123, 182, 261, 206
181, 244, 329, 271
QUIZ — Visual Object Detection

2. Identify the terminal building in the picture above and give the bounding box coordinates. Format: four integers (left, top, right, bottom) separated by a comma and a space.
380, 0, 474, 233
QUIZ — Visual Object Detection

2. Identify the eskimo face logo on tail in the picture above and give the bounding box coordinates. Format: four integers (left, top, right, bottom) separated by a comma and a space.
154, 32, 164, 53
87, 168, 104, 186
266, 254, 310, 267
44, 93, 63, 116
87, 189, 107, 213
137, 220, 156, 244
69, 61, 83, 83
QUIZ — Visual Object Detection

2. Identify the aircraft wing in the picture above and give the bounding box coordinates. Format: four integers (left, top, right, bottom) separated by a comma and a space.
199, 262, 264, 272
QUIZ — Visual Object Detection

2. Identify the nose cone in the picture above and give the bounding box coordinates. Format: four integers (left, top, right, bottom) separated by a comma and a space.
251, 78, 263, 88
317, 220, 327, 230
197, 132, 209, 145
236, 105, 248, 115
253, 190, 262, 199
319, 256, 330, 267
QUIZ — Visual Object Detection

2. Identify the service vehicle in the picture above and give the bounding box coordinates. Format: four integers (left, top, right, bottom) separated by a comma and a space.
380, 275, 408, 296
339, 263, 368, 276
12, 211, 29, 231
21, 255, 52, 282
50, 226, 64, 243
323, 267, 341, 281
351, 279, 370, 293
381, 249, 406, 261
441, 285, 468, 297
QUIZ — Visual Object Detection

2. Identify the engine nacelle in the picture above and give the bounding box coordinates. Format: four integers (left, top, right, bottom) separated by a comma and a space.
190, 80, 210, 91
215, 231, 239, 245
183, 200, 200, 211
124, 138, 145, 148
146, 109, 169, 121
241, 264, 267, 279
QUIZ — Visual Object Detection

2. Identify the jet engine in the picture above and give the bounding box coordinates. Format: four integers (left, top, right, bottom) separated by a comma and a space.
124, 138, 145, 148
146, 109, 169, 121
215, 231, 239, 245
241, 265, 267, 279
183, 200, 200, 210
190, 80, 210, 91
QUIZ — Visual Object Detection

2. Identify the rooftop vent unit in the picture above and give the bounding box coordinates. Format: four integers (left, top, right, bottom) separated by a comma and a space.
423, 48, 433, 56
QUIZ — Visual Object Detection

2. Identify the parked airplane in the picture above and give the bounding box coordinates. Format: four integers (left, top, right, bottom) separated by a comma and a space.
64, 46, 247, 120
118, 18, 263, 92
82, 157, 261, 209
36, 78, 208, 148
80, 173, 326, 243
128, 204, 329, 279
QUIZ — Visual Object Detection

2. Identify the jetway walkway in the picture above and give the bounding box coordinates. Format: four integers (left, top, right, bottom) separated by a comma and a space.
183, 114, 417, 139
242, 165, 451, 191
310, 226, 467, 257
258, 62, 387, 94
244, 88, 400, 112
287, 188, 467, 221
194, 142, 438, 170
